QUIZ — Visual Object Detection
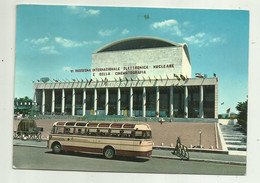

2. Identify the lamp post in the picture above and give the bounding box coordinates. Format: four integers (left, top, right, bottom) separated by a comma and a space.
199, 130, 202, 148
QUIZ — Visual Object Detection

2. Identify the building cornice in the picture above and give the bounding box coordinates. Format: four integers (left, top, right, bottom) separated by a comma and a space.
34, 78, 218, 90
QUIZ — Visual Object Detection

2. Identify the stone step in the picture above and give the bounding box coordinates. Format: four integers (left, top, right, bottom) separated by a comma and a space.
222, 130, 245, 134
222, 130, 245, 135
226, 141, 247, 145
223, 134, 246, 137
224, 135, 246, 139
228, 151, 247, 156
220, 127, 245, 131
227, 144, 247, 151
224, 137, 246, 142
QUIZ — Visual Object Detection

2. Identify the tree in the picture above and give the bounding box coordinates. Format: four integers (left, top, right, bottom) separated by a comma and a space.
236, 99, 248, 130
14, 96, 33, 114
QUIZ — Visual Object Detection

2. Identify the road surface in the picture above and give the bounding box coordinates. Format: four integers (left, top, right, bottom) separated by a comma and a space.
13, 146, 246, 175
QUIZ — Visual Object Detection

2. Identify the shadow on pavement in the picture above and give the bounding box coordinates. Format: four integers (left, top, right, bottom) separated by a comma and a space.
45, 150, 150, 162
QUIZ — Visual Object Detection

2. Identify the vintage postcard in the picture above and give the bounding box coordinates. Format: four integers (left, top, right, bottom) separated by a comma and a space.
13, 5, 249, 175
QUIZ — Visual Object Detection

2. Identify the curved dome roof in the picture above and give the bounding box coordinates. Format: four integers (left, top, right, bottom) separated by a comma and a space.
94, 36, 182, 53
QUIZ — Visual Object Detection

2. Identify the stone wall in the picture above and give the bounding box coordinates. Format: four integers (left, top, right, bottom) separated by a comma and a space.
92, 46, 191, 80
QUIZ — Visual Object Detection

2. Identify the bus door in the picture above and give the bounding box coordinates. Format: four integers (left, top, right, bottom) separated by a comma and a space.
64, 127, 75, 146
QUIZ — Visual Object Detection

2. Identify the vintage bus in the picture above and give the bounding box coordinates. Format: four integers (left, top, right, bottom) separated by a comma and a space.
48, 121, 153, 159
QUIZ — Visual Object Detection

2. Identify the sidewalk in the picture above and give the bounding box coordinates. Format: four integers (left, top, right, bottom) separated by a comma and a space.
13, 139, 48, 148
151, 149, 246, 165
13, 139, 246, 165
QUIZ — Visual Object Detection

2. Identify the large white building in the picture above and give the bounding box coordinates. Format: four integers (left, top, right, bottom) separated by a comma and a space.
33, 37, 218, 119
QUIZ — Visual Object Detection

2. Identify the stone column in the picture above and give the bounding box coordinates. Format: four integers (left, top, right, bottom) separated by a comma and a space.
170, 86, 174, 117
51, 89, 55, 114
156, 87, 160, 118
117, 87, 121, 115
82, 88, 86, 116
33, 88, 37, 104
199, 85, 204, 118
142, 87, 146, 117
42, 89, 45, 115
72, 89, 75, 116
214, 83, 219, 119
105, 88, 109, 115
61, 89, 65, 114
184, 86, 188, 118
94, 88, 97, 115
129, 87, 133, 117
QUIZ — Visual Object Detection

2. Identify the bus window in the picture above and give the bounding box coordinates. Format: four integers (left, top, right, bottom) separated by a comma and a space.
99, 129, 109, 136
121, 130, 132, 138
88, 128, 98, 136
111, 130, 120, 137
135, 131, 145, 139
146, 131, 152, 139
65, 127, 74, 134
52, 127, 64, 134
75, 128, 85, 135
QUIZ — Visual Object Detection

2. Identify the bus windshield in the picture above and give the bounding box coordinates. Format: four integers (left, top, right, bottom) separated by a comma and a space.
135, 130, 152, 139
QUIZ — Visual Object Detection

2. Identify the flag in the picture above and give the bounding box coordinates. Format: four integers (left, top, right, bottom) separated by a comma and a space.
32, 81, 35, 83
221, 102, 224, 105
53, 79, 58, 82
70, 70, 74, 73
226, 108, 230, 113
119, 77, 122, 82
195, 73, 204, 78
180, 74, 186, 81
104, 78, 107, 85
37, 80, 40, 82
125, 77, 128, 82
72, 79, 76, 82
166, 75, 169, 80
213, 73, 217, 77
174, 74, 180, 81
89, 79, 92, 84
149, 76, 151, 83
131, 78, 133, 81
216, 77, 218, 82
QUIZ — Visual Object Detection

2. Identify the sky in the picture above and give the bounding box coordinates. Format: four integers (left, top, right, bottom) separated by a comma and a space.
15, 5, 249, 114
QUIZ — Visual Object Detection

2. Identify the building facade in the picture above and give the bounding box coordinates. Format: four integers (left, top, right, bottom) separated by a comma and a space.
33, 37, 218, 119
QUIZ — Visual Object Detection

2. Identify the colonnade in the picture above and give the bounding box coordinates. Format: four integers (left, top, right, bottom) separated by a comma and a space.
37, 86, 205, 118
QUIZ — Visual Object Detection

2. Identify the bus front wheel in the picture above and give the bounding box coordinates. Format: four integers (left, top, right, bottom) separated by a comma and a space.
103, 147, 115, 159
52, 143, 62, 154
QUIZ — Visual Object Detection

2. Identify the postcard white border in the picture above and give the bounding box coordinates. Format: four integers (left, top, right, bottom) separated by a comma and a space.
1, 0, 260, 183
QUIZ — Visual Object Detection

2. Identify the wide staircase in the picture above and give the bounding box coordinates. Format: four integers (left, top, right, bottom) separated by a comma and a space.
220, 124, 247, 155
